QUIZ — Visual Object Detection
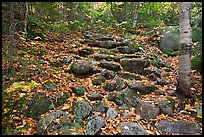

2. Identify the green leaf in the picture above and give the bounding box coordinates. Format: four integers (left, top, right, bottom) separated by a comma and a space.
29, 80, 39, 88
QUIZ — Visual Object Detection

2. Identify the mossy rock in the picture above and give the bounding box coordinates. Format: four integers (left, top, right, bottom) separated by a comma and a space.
92, 75, 106, 85
70, 61, 93, 75
24, 93, 51, 120
117, 72, 141, 80
71, 86, 87, 96
103, 81, 117, 92
54, 92, 70, 107
108, 88, 141, 107
114, 77, 127, 90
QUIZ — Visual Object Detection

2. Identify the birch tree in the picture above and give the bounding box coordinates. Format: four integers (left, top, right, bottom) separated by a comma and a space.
177, 2, 193, 97
133, 2, 140, 27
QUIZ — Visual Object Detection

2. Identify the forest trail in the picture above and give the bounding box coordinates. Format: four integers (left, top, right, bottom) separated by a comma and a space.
2, 28, 202, 135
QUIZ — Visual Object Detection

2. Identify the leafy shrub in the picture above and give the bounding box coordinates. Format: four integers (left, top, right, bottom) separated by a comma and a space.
192, 55, 202, 73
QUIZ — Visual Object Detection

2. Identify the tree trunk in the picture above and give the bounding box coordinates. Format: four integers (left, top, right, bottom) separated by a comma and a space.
24, 2, 28, 38
177, 2, 192, 97
159, 2, 162, 20
133, 2, 140, 27
8, 2, 15, 72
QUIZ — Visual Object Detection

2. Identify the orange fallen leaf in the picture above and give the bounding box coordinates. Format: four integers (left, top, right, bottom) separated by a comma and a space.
62, 104, 70, 110
116, 127, 121, 133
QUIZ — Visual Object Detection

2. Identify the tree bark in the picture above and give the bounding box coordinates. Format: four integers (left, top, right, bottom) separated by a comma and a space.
177, 2, 192, 97
159, 2, 162, 20
24, 2, 28, 38
8, 2, 15, 72
133, 2, 140, 27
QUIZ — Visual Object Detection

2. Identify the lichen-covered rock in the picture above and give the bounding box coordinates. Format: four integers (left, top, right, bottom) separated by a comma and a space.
101, 70, 115, 80
117, 72, 141, 80
86, 115, 106, 135
108, 88, 141, 108
157, 120, 201, 134
117, 45, 139, 54
120, 58, 149, 74
128, 82, 157, 95
143, 67, 161, 78
24, 93, 51, 120
158, 99, 175, 115
86, 93, 103, 101
106, 108, 118, 118
99, 61, 121, 71
103, 81, 117, 92
92, 75, 106, 85
93, 100, 108, 113
113, 77, 127, 90
74, 100, 92, 119
37, 110, 67, 134
71, 86, 87, 96
71, 61, 93, 75
136, 102, 160, 121
118, 122, 145, 135
94, 54, 117, 61
159, 32, 179, 56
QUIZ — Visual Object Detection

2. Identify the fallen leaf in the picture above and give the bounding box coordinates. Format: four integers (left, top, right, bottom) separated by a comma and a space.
62, 104, 70, 110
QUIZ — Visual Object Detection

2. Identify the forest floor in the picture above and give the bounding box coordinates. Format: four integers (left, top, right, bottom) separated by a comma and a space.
2, 26, 202, 135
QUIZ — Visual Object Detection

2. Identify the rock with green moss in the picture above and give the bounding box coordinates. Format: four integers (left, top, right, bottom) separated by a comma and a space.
117, 42, 140, 54
101, 70, 115, 80
71, 61, 93, 75
108, 88, 141, 108
24, 93, 51, 120
120, 58, 149, 74
99, 61, 121, 71
86, 115, 106, 135
73, 100, 92, 119
92, 75, 106, 85
117, 72, 141, 80
159, 32, 179, 56
128, 82, 157, 95
53, 92, 70, 107
71, 86, 87, 96
86, 93, 103, 101
113, 77, 127, 90
103, 81, 117, 92
136, 102, 160, 121
93, 100, 108, 113
37, 110, 68, 134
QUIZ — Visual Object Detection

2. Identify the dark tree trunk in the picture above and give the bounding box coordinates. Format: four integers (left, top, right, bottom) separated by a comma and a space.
8, 2, 15, 72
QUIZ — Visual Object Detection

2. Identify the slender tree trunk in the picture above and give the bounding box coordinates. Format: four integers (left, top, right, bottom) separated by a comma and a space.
124, 2, 127, 21
133, 2, 140, 27
8, 2, 15, 72
24, 2, 28, 38
177, 2, 192, 97
159, 2, 162, 20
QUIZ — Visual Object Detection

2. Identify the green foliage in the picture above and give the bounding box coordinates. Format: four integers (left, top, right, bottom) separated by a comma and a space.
192, 27, 202, 43
192, 55, 202, 73
5, 80, 38, 94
